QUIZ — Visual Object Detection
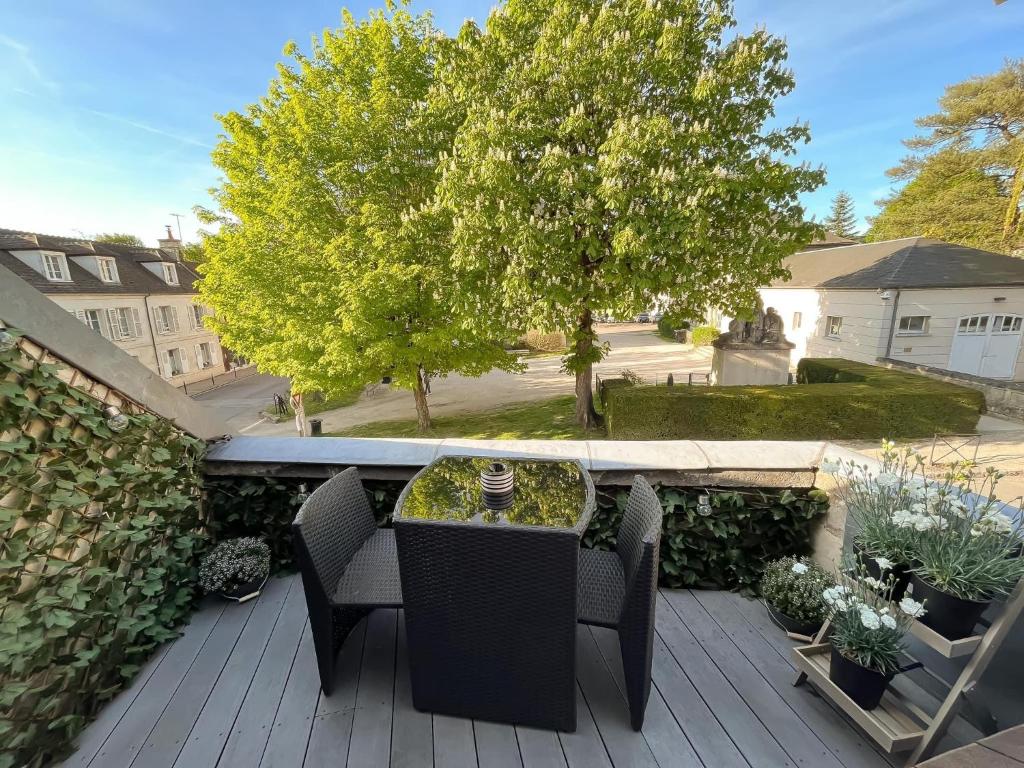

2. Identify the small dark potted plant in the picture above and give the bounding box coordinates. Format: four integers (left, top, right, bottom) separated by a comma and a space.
760, 556, 833, 637
822, 569, 926, 710
199, 537, 271, 602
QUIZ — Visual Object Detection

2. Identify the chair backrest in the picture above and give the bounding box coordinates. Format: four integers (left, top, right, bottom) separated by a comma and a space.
616, 475, 663, 601
292, 467, 377, 596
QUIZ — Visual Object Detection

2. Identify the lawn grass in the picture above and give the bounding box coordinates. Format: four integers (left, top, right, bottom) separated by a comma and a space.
330, 395, 601, 440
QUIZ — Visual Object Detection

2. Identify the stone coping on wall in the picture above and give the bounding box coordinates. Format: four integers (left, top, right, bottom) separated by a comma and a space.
204, 436, 828, 487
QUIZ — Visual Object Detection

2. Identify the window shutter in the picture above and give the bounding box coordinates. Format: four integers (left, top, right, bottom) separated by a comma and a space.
194, 343, 204, 368
162, 351, 173, 377
169, 307, 179, 333
179, 348, 189, 373
96, 311, 110, 340
132, 308, 143, 337
106, 309, 122, 340
74, 310, 87, 324
152, 308, 165, 335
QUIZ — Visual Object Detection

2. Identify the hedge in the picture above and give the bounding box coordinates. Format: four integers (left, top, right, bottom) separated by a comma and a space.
205, 476, 826, 593
598, 376, 634, 408
605, 358, 984, 440
690, 325, 721, 346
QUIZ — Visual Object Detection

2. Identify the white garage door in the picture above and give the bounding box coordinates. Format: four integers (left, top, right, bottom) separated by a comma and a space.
948, 314, 1023, 379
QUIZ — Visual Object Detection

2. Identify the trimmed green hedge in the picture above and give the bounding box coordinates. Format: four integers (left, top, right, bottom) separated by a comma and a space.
606, 358, 984, 440
598, 377, 634, 408
206, 476, 827, 593
690, 325, 720, 346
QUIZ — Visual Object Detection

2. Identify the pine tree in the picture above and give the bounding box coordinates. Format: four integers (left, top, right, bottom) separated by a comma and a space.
824, 192, 859, 239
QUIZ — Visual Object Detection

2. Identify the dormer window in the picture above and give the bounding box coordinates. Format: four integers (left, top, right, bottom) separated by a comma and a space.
42, 252, 70, 282
98, 257, 120, 283
162, 263, 179, 285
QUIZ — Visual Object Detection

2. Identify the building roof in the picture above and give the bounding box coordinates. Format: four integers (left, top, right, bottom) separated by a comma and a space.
0, 227, 200, 296
774, 236, 1024, 290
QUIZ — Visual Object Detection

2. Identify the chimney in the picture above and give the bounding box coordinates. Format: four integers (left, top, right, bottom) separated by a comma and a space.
157, 224, 182, 262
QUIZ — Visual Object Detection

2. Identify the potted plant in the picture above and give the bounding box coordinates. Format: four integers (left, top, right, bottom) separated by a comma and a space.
907, 467, 1024, 639
760, 556, 834, 637
820, 442, 922, 601
199, 537, 271, 602
822, 571, 926, 710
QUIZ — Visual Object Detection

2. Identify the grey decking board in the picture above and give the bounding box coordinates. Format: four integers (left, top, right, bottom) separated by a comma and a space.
649, 632, 749, 768
389, 612, 433, 768
85, 601, 226, 768
555, 685, 610, 768
692, 589, 892, 768
663, 589, 846, 768
654, 593, 795, 768
347, 609, 398, 768
172, 577, 292, 768
62, 638, 172, 768
303, 620, 367, 768
432, 715, 476, 768
216, 576, 309, 768
575, 625, 660, 768
133, 597, 257, 768
259, 619, 321, 767
589, 625, 702, 768
474, 720, 523, 768
518, 726, 568, 768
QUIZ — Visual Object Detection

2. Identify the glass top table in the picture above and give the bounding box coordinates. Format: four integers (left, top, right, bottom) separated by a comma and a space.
393, 455, 595, 731
395, 456, 593, 530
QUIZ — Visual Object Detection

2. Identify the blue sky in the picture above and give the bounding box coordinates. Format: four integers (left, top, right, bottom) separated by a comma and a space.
1, 0, 1022, 245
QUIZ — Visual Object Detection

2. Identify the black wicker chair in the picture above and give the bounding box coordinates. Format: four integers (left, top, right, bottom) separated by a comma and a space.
577, 475, 663, 731
292, 467, 402, 694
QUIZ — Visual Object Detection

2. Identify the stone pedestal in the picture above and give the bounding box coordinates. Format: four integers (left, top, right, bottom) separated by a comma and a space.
709, 341, 794, 386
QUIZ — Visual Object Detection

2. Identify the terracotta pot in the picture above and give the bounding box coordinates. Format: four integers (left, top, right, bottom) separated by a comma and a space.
908, 574, 989, 640
828, 646, 892, 710
853, 542, 911, 601
766, 603, 821, 638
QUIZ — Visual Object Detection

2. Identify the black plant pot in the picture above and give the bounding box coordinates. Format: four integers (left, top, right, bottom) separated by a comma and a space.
220, 574, 268, 602
829, 646, 893, 710
908, 574, 989, 640
853, 542, 911, 601
766, 603, 822, 638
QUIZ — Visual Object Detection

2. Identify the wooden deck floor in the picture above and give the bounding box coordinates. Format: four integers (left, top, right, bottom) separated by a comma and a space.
62, 574, 914, 768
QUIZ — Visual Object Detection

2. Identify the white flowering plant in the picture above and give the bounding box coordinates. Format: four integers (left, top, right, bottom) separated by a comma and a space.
199, 537, 271, 595
821, 441, 1024, 602
760, 556, 835, 624
824, 565, 925, 676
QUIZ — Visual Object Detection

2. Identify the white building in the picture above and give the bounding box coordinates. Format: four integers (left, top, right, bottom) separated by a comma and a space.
721, 236, 1024, 382
0, 228, 229, 387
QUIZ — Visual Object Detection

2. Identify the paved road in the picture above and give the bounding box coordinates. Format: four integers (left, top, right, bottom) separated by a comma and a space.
193, 372, 290, 433
197, 324, 713, 436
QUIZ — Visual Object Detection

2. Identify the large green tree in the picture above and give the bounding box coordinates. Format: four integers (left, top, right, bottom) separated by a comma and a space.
435, 0, 824, 426
867, 148, 1010, 252
870, 59, 1024, 252
823, 191, 859, 239
94, 232, 144, 247
198, 5, 519, 431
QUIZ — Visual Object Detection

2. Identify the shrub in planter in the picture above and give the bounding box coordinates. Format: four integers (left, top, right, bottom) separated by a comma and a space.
822, 570, 926, 710
199, 537, 271, 600
760, 556, 834, 636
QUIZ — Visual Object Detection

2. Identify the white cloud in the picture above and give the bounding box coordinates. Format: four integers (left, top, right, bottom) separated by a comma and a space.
0, 33, 59, 93
85, 109, 212, 149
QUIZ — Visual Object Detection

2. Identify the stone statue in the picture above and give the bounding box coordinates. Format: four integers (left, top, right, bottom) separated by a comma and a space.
718, 301, 788, 347
761, 307, 784, 345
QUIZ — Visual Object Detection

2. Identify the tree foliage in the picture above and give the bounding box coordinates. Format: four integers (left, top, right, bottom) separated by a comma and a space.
823, 191, 859, 239
434, 0, 824, 425
870, 59, 1024, 253
198, 5, 520, 430
93, 232, 144, 247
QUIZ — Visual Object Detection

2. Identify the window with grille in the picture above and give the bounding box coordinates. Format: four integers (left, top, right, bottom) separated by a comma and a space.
190, 305, 206, 329
162, 263, 179, 285
992, 315, 1023, 333
792, 311, 802, 330
153, 306, 179, 334
825, 316, 842, 339
98, 257, 119, 283
196, 342, 214, 369
897, 315, 929, 334
165, 348, 186, 376
42, 253, 68, 281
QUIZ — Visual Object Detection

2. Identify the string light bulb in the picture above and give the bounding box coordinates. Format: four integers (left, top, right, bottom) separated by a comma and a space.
103, 405, 130, 432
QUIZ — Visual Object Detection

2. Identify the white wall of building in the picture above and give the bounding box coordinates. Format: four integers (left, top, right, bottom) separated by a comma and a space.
50, 293, 225, 386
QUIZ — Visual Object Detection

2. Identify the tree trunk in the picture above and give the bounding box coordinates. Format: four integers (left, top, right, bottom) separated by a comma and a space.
574, 310, 597, 429
413, 365, 431, 432
1003, 148, 1024, 246
290, 391, 306, 437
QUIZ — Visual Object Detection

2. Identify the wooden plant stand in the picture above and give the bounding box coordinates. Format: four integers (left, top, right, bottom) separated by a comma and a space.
793, 578, 1024, 766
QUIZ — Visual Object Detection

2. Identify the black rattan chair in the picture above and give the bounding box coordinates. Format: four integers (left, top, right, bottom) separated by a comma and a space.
577, 475, 662, 730
292, 467, 402, 694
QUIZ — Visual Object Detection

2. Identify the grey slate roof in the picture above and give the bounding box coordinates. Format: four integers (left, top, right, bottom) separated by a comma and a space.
0, 227, 200, 295
801, 231, 859, 251
774, 236, 1024, 290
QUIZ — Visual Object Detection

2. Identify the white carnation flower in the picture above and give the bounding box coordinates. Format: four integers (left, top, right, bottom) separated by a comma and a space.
899, 597, 926, 618
874, 472, 899, 490
791, 562, 809, 575
874, 556, 894, 571
820, 457, 842, 474
880, 614, 897, 630
859, 609, 881, 630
